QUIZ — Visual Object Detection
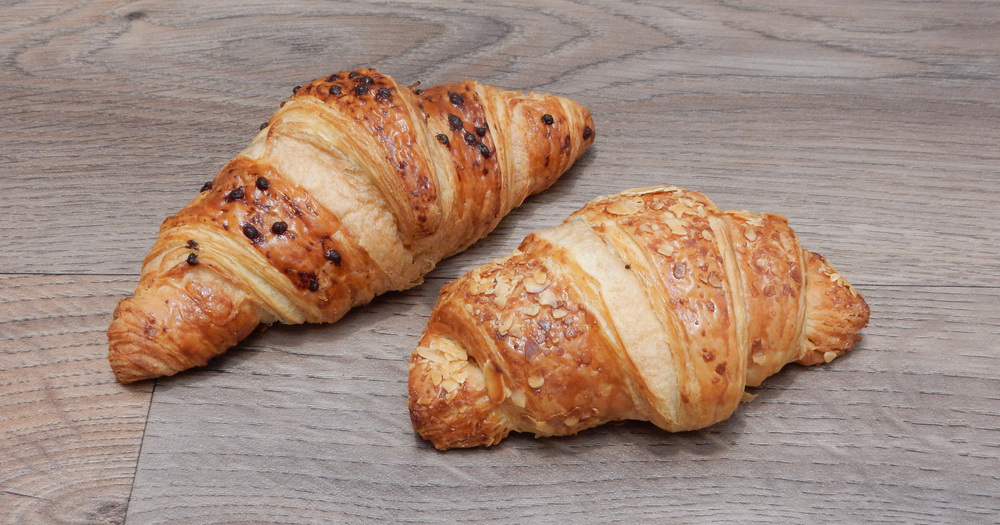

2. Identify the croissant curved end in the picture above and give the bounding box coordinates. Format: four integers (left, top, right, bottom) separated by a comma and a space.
797, 251, 871, 366
408, 335, 509, 450
107, 271, 262, 383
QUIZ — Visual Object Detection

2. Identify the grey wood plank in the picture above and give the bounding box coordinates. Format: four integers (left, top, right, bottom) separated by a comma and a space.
1, 0, 998, 287
122, 284, 1000, 524
0, 275, 152, 525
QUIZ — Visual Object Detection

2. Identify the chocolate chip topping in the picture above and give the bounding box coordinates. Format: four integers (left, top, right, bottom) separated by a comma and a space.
436, 134, 450, 146
475, 125, 488, 137
255, 177, 269, 191
464, 131, 477, 145
308, 279, 320, 291
479, 144, 491, 157
541, 114, 554, 125
200, 181, 213, 192
359, 75, 374, 84
242, 224, 260, 240
448, 91, 464, 106
325, 248, 342, 266
226, 188, 244, 202
354, 84, 369, 96
376, 87, 392, 101
186, 253, 199, 266
292, 85, 301, 94
583, 126, 593, 139
329, 85, 342, 95
259, 122, 268, 130
271, 221, 288, 235
348, 71, 360, 79
448, 114, 462, 131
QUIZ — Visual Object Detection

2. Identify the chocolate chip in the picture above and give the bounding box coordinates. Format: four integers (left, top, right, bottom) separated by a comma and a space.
259, 122, 268, 130
308, 279, 320, 291
448, 114, 462, 131
479, 144, 491, 157
464, 131, 477, 145
226, 188, 244, 202
185, 240, 199, 250
348, 71, 360, 79
329, 85, 342, 95
475, 125, 488, 137
376, 87, 392, 101
242, 224, 260, 240
292, 85, 301, 94
271, 221, 287, 235
541, 114, 554, 125
583, 126, 593, 139
200, 181, 213, 192
359, 75, 374, 84
436, 134, 450, 146
413, 88, 423, 95
186, 253, 199, 266
327, 74, 339, 81
448, 91, 464, 106
255, 177, 269, 191
354, 84, 368, 96
325, 248, 342, 266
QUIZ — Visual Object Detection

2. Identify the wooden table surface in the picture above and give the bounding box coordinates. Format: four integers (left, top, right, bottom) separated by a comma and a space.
3, 1, 999, 523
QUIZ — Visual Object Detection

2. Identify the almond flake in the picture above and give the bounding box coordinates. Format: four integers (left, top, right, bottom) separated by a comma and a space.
702, 230, 714, 242
823, 351, 838, 363
510, 389, 526, 408
606, 198, 642, 216
744, 229, 758, 242
528, 375, 545, 389
656, 244, 675, 257
666, 217, 687, 236
563, 416, 579, 427
552, 308, 568, 319
538, 287, 558, 307
522, 303, 541, 317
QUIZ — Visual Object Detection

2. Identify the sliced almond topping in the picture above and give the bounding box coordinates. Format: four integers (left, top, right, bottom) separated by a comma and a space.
552, 308, 568, 319
563, 416, 579, 427
415, 347, 436, 361
740, 391, 758, 403
823, 351, 838, 363
668, 202, 688, 217
532, 269, 547, 285
708, 272, 723, 288
429, 368, 443, 386
538, 287, 558, 307
441, 378, 459, 393
666, 217, 687, 236
522, 303, 541, 317
656, 243, 675, 257
829, 272, 841, 283
744, 228, 758, 242
702, 229, 714, 242
606, 198, 642, 216
524, 280, 548, 294
483, 360, 505, 403
649, 201, 665, 210
509, 389, 526, 408
528, 375, 545, 389
499, 314, 515, 334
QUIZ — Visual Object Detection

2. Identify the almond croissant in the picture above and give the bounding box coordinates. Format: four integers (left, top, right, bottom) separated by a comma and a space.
409, 187, 869, 449
108, 68, 594, 383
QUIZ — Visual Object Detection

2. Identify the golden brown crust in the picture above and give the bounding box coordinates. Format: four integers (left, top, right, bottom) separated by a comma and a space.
408, 186, 870, 449
108, 68, 594, 383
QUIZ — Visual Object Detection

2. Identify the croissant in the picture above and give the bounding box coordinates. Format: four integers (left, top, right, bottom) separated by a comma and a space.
108, 68, 595, 383
409, 186, 869, 449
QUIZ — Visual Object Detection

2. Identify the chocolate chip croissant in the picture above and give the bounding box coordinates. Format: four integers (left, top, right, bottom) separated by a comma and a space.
108, 68, 594, 383
409, 187, 869, 449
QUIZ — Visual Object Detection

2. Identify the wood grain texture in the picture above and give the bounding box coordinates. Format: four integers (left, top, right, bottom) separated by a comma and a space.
0, 0, 998, 523
0, 275, 152, 525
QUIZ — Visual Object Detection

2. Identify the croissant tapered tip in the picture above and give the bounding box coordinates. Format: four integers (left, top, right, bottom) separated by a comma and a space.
107, 272, 262, 384
797, 251, 871, 366
408, 335, 510, 450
